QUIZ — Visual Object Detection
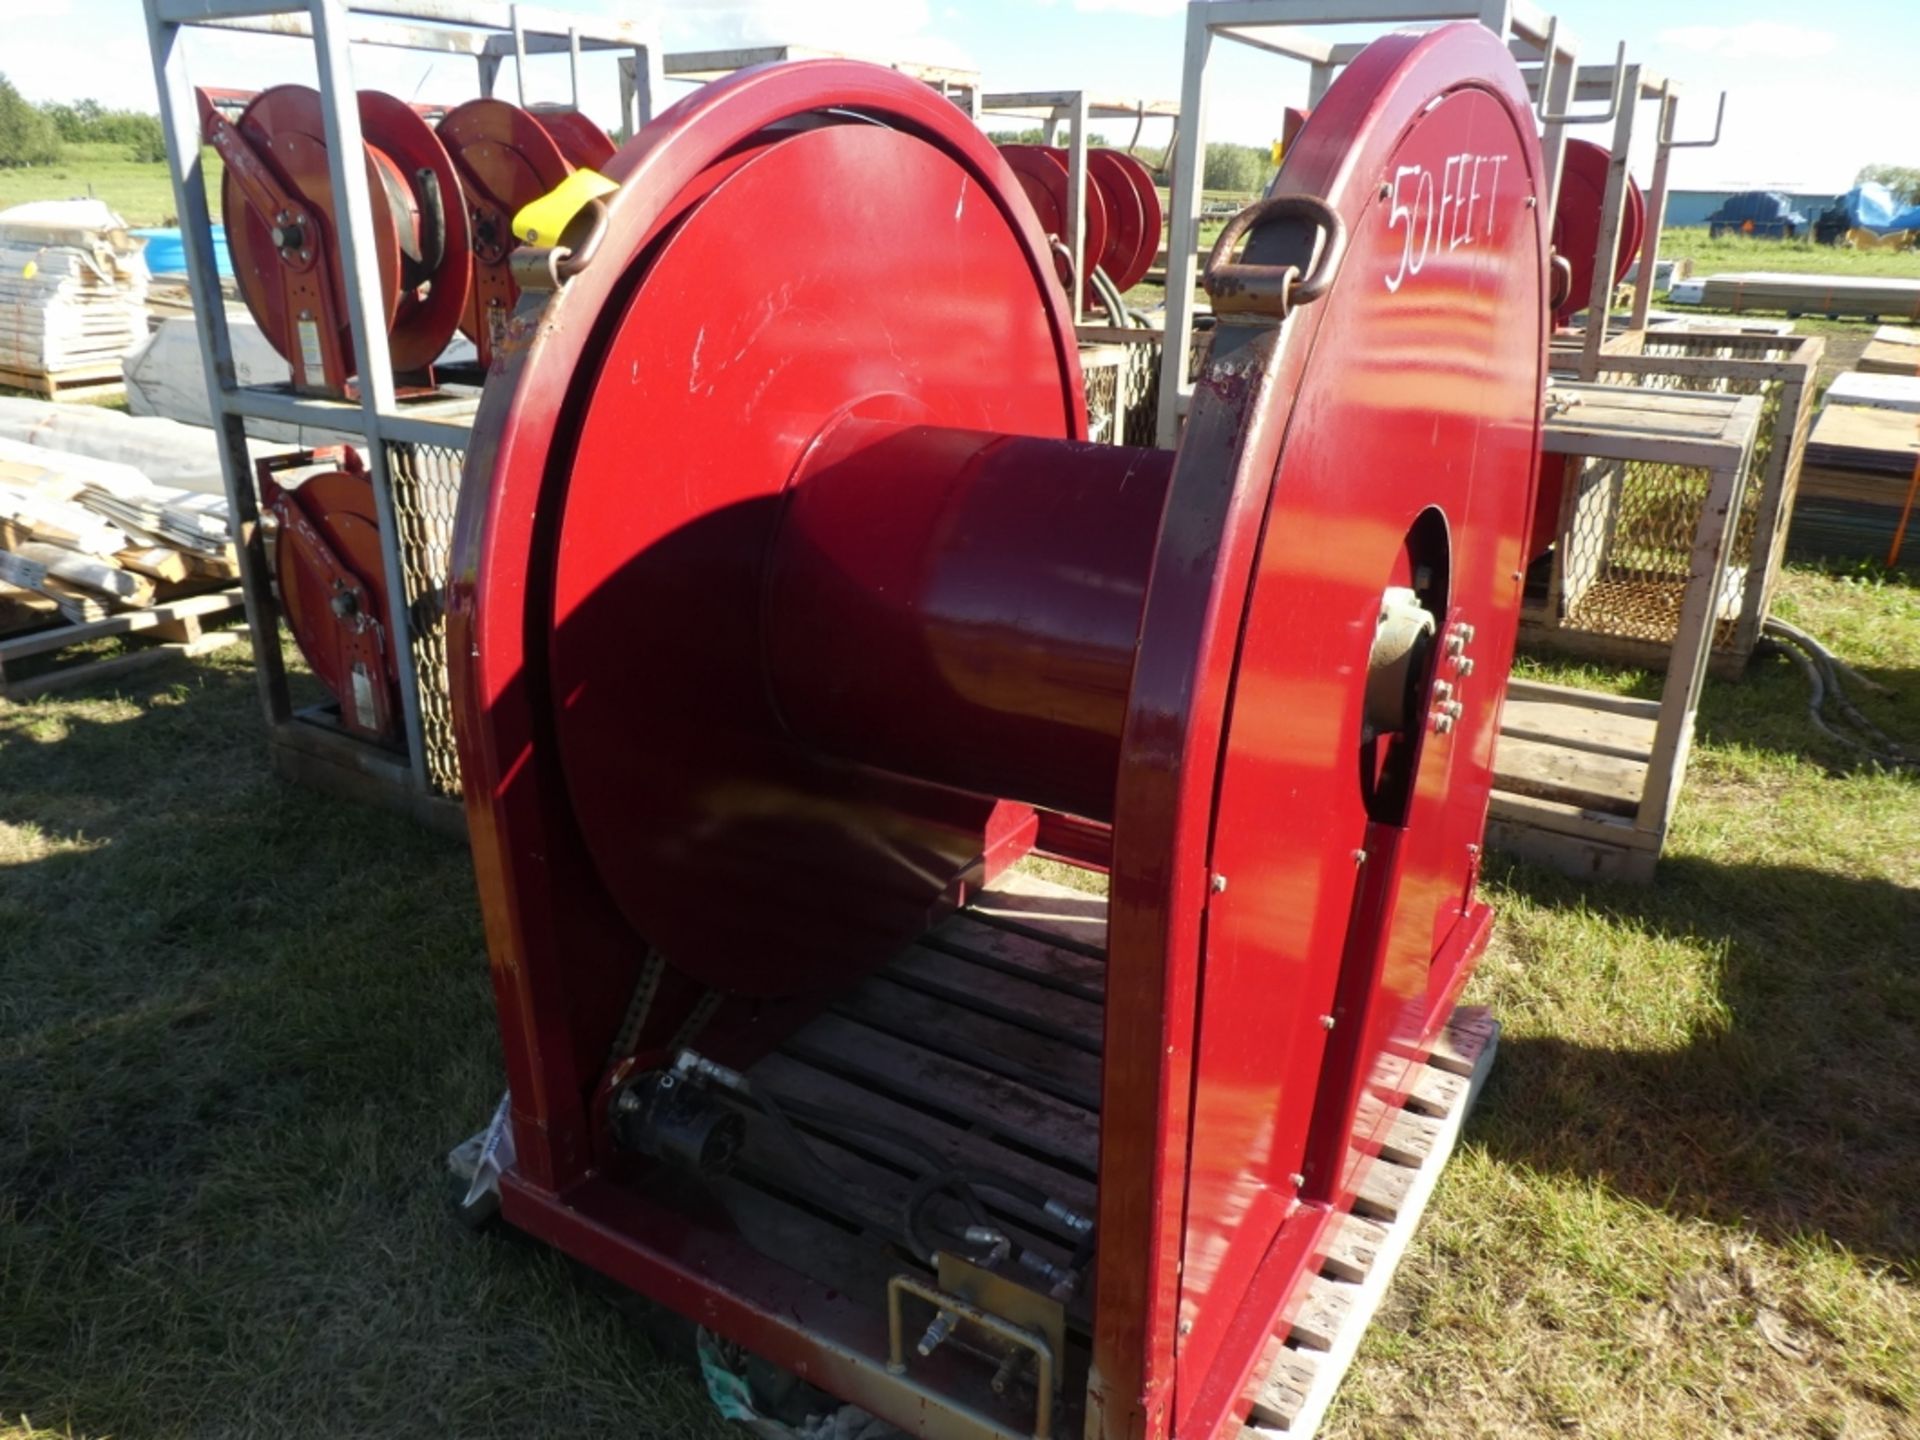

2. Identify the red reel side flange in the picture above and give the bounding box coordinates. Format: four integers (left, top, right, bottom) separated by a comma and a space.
996, 142, 1112, 304
1550, 135, 1644, 326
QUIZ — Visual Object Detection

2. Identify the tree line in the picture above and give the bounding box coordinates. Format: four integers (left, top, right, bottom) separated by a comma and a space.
0, 75, 166, 168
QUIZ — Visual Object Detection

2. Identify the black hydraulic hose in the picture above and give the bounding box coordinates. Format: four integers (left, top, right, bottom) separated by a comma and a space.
1762, 617, 1914, 769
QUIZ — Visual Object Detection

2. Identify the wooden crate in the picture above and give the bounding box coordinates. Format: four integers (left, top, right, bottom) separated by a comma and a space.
1584, 329, 1822, 675
1525, 384, 1762, 674
1497, 385, 1757, 882
0, 586, 244, 700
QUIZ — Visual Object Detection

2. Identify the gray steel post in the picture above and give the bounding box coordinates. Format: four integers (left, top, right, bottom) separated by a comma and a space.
143, 0, 293, 732
310, 0, 432, 787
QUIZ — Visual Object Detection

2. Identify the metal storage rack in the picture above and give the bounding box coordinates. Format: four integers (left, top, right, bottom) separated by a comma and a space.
1514, 59, 1725, 378
620, 46, 984, 134
142, 0, 660, 831
1154, 0, 1585, 448
980, 90, 1178, 326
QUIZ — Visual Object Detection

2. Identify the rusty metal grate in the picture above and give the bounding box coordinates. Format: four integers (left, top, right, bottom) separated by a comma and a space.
1558, 454, 1722, 646
385, 440, 465, 797
1083, 331, 1211, 450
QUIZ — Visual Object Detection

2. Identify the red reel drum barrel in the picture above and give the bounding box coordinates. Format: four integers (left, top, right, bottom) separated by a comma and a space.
450, 29, 1546, 1440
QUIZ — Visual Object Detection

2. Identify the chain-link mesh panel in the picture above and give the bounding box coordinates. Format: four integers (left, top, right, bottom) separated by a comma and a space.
1082, 330, 1214, 450
1557, 453, 1717, 645
385, 441, 465, 797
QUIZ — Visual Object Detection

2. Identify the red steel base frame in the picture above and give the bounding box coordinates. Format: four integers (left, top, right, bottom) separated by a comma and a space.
450, 25, 1544, 1440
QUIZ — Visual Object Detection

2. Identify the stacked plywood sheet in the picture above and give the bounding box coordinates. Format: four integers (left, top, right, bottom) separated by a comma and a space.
1793, 385, 1920, 562
0, 199, 150, 398
0, 435, 236, 628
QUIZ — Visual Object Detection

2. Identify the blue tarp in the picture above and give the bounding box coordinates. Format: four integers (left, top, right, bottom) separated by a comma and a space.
132, 225, 233, 278
1831, 182, 1920, 234
1706, 192, 1810, 231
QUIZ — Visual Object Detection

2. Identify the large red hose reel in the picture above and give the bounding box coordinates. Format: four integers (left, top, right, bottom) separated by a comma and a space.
205, 85, 473, 396
445, 27, 1543, 1440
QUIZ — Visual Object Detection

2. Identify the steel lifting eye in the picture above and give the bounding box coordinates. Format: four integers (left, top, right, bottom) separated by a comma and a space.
1202, 193, 1349, 319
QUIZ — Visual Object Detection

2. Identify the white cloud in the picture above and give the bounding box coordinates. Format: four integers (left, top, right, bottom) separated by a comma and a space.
1656, 21, 1837, 60
1072, 0, 1184, 12
656, 0, 975, 69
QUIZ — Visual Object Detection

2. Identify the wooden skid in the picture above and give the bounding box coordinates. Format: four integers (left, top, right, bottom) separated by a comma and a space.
0, 360, 126, 401
1243, 1006, 1501, 1440
720, 868, 1107, 1379
0, 587, 244, 700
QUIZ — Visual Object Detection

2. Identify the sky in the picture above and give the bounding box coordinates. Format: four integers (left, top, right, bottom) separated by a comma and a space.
3, 0, 1912, 193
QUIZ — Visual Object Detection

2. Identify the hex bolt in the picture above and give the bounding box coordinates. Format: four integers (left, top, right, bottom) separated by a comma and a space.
1442, 700, 1464, 720
1319, 1014, 1336, 1030
1459, 623, 1476, 643
1288, 1172, 1306, 1188
1210, 873, 1228, 893
917, 1310, 959, 1358
1352, 848, 1367, 865
1434, 713, 1455, 735
1456, 657, 1475, 677
1433, 680, 1453, 701
1445, 633, 1466, 656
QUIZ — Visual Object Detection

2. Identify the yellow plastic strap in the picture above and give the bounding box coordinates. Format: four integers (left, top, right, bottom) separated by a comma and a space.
512, 168, 620, 249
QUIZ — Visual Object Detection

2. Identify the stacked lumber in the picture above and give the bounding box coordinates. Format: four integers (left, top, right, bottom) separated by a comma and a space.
0, 434, 234, 630
0, 199, 150, 396
1790, 387, 1920, 563
1681, 271, 1920, 322
1859, 325, 1920, 377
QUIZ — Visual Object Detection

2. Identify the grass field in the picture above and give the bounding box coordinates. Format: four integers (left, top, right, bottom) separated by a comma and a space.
0, 142, 222, 227
1660, 226, 1920, 280
1, 562, 1915, 1439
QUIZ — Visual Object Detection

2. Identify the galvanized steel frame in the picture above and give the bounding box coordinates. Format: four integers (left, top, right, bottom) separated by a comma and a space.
980, 90, 1180, 325
1155, 0, 1580, 448
142, 0, 660, 817
618, 46, 985, 150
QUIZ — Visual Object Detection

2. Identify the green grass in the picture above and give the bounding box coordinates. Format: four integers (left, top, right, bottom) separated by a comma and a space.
0, 142, 223, 227
2, 566, 1917, 1439
1659, 226, 1920, 280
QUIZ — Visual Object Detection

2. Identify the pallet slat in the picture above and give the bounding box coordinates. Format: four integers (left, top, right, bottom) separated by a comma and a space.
1246, 1007, 1502, 1439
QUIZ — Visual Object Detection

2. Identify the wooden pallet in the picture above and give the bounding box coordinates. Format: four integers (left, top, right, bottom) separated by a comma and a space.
1244, 1006, 1500, 1439
0, 359, 126, 401
707, 870, 1496, 1440
1488, 678, 1665, 883
0, 586, 244, 700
